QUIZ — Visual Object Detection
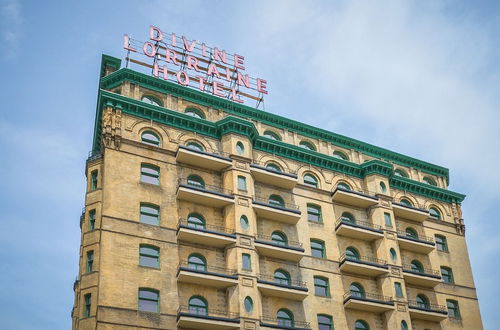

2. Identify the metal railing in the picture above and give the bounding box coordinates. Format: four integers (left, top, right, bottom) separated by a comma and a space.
343, 291, 393, 303
261, 316, 311, 329
333, 186, 379, 199
86, 150, 102, 162
178, 178, 234, 196
392, 201, 428, 213
335, 216, 383, 231
397, 230, 435, 244
250, 160, 298, 176
408, 300, 447, 313
257, 273, 307, 288
179, 144, 231, 159
79, 207, 85, 228
340, 253, 387, 267
253, 196, 300, 211
177, 305, 239, 319
177, 219, 235, 235
255, 233, 303, 249
177, 261, 237, 276
402, 264, 441, 277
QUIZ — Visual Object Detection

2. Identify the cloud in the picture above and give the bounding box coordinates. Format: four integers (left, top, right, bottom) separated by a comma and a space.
1, 0, 23, 60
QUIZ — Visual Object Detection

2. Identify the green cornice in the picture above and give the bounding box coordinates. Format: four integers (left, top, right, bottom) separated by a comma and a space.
95, 89, 464, 204
98, 60, 449, 183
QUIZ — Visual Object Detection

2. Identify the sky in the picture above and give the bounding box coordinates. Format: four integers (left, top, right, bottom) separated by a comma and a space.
0, 0, 498, 329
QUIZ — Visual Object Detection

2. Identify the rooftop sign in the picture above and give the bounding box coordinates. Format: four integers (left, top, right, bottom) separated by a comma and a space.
123, 26, 267, 108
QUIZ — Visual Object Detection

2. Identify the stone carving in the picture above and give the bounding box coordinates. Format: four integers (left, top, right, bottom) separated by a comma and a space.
102, 106, 122, 149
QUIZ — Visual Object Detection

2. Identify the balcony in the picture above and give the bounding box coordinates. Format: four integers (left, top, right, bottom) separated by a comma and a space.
254, 234, 305, 262
331, 187, 379, 208
392, 202, 429, 222
343, 291, 395, 313
176, 145, 232, 171
177, 220, 236, 248
260, 317, 311, 330
252, 197, 301, 225
177, 262, 238, 288
397, 231, 435, 254
176, 179, 234, 208
402, 265, 442, 287
339, 254, 389, 277
335, 217, 384, 241
250, 162, 298, 190
257, 274, 308, 301
408, 301, 448, 322
177, 306, 240, 330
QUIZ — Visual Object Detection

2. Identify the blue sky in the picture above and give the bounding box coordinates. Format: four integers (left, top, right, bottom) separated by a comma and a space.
0, 1, 498, 329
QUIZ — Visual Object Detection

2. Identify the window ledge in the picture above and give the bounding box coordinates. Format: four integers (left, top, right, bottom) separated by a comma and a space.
138, 265, 160, 270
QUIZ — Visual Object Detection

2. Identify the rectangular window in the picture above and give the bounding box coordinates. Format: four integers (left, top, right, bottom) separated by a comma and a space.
311, 240, 326, 258
90, 170, 98, 190
384, 212, 392, 226
89, 210, 96, 231
140, 204, 160, 226
435, 235, 449, 252
83, 293, 91, 317
394, 282, 403, 297
447, 300, 461, 318
141, 164, 160, 185
307, 204, 322, 222
242, 253, 251, 270
237, 176, 247, 191
314, 277, 330, 297
139, 289, 159, 313
139, 245, 160, 268
86, 251, 94, 273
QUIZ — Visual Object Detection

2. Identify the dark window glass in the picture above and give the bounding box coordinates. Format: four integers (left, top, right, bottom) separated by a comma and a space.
240, 215, 249, 230
318, 314, 333, 330
400, 198, 413, 207
314, 276, 329, 296
311, 240, 325, 258
187, 175, 205, 188
441, 267, 454, 283
242, 253, 251, 270
138, 289, 159, 312
411, 260, 424, 273
350, 283, 365, 298
236, 142, 245, 155
307, 204, 322, 222
265, 162, 282, 172
187, 213, 205, 229
86, 251, 94, 273
429, 207, 441, 220
189, 296, 208, 315
188, 254, 206, 271
89, 209, 96, 231
304, 173, 318, 188
341, 212, 355, 223
447, 300, 460, 318
395, 282, 403, 297
244, 296, 253, 312
139, 245, 159, 268
384, 212, 392, 226
345, 247, 360, 260
90, 170, 98, 190
435, 235, 448, 252
268, 194, 284, 207
186, 141, 204, 151
355, 320, 370, 330
405, 227, 419, 239
277, 309, 294, 327
141, 131, 160, 146
84, 294, 91, 317
337, 182, 351, 190
274, 269, 290, 285
238, 176, 247, 190
271, 231, 288, 246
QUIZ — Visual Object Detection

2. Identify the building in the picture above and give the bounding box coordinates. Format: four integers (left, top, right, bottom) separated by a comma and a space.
71, 54, 483, 330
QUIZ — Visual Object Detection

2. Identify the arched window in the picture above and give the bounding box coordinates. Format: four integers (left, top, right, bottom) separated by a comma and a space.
401, 320, 408, 330
405, 227, 419, 239
138, 288, 159, 312
337, 182, 351, 191
188, 254, 206, 271
271, 231, 288, 246
299, 140, 316, 151
187, 213, 205, 229
410, 260, 424, 273
307, 204, 322, 222
268, 194, 285, 207
141, 95, 162, 106
240, 215, 249, 230
317, 314, 333, 330
311, 239, 326, 258
141, 130, 160, 146
345, 247, 360, 260
244, 296, 253, 313
355, 320, 370, 330
394, 169, 409, 178
429, 207, 442, 220
399, 198, 413, 207
379, 181, 387, 193
185, 107, 205, 119
341, 212, 355, 223
236, 141, 245, 155
263, 130, 281, 141
277, 309, 294, 327
187, 174, 205, 188
333, 150, 348, 160
141, 164, 160, 185
423, 176, 437, 186
441, 266, 454, 283
416, 294, 430, 309
188, 296, 208, 315
186, 141, 204, 151
274, 269, 291, 285
265, 162, 282, 172
303, 173, 319, 188
350, 282, 365, 298
390, 248, 397, 262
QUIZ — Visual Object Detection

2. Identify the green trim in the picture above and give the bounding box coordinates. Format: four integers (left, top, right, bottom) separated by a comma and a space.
389, 176, 465, 204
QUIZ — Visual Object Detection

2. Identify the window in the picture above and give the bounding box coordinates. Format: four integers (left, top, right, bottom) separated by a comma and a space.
299, 140, 316, 151
187, 213, 205, 229
141, 131, 160, 146
244, 296, 253, 313
86, 251, 94, 273
318, 314, 333, 330
401, 320, 408, 330
405, 227, 419, 239
337, 182, 351, 190
332, 150, 348, 160
311, 240, 326, 258
303, 173, 319, 188
89, 209, 96, 231
240, 215, 249, 230
399, 198, 413, 207
314, 276, 330, 297
341, 212, 355, 223
188, 254, 206, 271
390, 248, 397, 262
187, 174, 205, 189
140, 204, 160, 225
416, 294, 430, 309
423, 176, 437, 186
410, 260, 424, 273
188, 296, 207, 315
379, 181, 387, 193
307, 204, 322, 222
355, 320, 370, 330
236, 141, 245, 155
274, 269, 291, 285
441, 266, 454, 283
350, 282, 365, 298
138, 289, 159, 313
435, 235, 448, 252
394, 169, 408, 178
394, 282, 403, 297
447, 299, 461, 319
185, 107, 205, 119
271, 231, 288, 246
141, 95, 162, 106
139, 245, 160, 268
83, 293, 91, 317
345, 247, 360, 261
277, 309, 294, 327
265, 162, 282, 172
90, 170, 98, 190
429, 207, 442, 220
268, 194, 284, 207
238, 176, 247, 191
384, 212, 392, 226
242, 253, 251, 270
141, 164, 160, 185
186, 141, 204, 151
263, 130, 281, 141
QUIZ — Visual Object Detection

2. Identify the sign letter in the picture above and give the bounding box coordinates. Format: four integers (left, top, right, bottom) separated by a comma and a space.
149, 26, 163, 42
257, 79, 268, 94
123, 34, 136, 52
234, 54, 245, 70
